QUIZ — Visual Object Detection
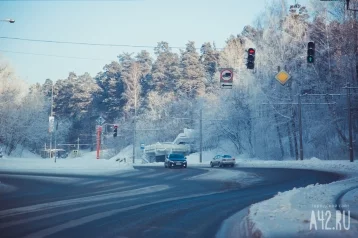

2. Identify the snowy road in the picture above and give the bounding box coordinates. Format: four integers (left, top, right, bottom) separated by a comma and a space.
0, 166, 342, 238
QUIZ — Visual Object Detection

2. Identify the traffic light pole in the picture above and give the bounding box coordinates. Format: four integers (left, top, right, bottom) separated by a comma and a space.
298, 94, 303, 160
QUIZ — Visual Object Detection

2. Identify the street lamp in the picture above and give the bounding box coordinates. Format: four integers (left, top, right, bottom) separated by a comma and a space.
1, 19, 15, 23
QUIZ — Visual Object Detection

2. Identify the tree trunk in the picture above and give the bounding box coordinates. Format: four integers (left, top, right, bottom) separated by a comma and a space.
274, 113, 284, 160
287, 122, 294, 158
291, 117, 299, 160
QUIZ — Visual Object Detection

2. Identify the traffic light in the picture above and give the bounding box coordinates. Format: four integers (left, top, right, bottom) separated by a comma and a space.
307, 42, 315, 63
247, 48, 255, 69
113, 125, 118, 138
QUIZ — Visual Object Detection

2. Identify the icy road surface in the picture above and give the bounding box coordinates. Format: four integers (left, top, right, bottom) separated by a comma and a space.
0, 166, 342, 238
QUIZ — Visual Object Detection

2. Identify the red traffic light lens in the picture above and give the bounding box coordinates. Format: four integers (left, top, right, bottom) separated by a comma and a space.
114, 125, 118, 128
248, 48, 255, 54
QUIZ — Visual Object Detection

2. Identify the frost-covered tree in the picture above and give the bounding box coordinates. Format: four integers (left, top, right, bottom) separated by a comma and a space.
95, 61, 125, 121
200, 42, 220, 93
177, 41, 206, 98
151, 42, 181, 94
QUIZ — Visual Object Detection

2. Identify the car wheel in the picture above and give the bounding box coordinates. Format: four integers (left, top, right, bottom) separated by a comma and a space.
219, 163, 223, 168
210, 162, 214, 168
164, 163, 167, 168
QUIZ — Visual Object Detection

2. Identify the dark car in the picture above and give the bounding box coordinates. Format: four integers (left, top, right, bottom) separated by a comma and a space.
164, 153, 187, 168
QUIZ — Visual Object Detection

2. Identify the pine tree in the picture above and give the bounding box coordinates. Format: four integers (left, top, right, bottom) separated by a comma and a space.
200, 42, 219, 92
95, 61, 125, 121
151, 41, 181, 94
177, 41, 205, 98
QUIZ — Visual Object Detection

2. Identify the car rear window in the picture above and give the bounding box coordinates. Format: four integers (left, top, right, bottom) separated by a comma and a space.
169, 154, 184, 158
223, 155, 232, 158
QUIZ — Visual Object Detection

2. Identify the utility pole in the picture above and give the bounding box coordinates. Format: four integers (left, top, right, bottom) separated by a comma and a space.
200, 109, 203, 163
50, 84, 54, 162
298, 94, 303, 160
346, 83, 354, 162
133, 87, 137, 164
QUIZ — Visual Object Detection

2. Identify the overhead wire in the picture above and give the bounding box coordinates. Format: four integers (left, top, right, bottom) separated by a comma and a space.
0, 49, 112, 61
0, 36, 223, 60
0, 36, 223, 50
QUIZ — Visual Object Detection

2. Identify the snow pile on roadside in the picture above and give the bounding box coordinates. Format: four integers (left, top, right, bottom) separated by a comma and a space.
341, 188, 358, 220
0, 146, 39, 159
237, 157, 358, 177
0, 151, 134, 175
0, 181, 17, 194
245, 177, 358, 237
230, 158, 358, 238
186, 151, 217, 164
186, 168, 262, 187
109, 145, 133, 162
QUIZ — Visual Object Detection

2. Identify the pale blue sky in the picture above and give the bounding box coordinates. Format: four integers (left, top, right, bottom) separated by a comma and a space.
0, 0, 303, 85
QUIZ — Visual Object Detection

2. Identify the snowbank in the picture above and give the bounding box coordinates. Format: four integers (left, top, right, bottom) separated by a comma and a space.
219, 158, 358, 238
0, 148, 135, 175
109, 145, 133, 162
341, 188, 358, 220
236, 157, 358, 177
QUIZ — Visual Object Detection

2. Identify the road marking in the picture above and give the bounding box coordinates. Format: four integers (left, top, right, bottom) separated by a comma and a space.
0, 197, 137, 229
139, 171, 170, 178
0, 185, 169, 218
164, 173, 186, 180
22, 190, 231, 238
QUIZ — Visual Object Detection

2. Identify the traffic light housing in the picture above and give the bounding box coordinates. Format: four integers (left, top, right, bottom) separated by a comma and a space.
113, 125, 118, 138
307, 42, 315, 63
247, 48, 255, 69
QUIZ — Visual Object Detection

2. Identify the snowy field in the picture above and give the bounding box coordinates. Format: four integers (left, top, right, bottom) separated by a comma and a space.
0, 147, 134, 176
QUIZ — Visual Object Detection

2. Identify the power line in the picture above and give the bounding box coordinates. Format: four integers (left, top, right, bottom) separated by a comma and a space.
0, 36, 185, 49
0, 36, 223, 50
0, 49, 112, 61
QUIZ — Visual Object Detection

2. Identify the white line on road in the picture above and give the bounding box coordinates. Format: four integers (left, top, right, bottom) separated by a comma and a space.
0, 185, 169, 218
23, 190, 231, 238
0, 197, 137, 229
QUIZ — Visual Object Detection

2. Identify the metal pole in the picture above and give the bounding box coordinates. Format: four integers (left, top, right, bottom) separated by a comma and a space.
96, 126, 101, 159
133, 88, 137, 164
298, 94, 303, 160
50, 85, 54, 162
347, 84, 354, 162
200, 109, 203, 163
133, 118, 136, 164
